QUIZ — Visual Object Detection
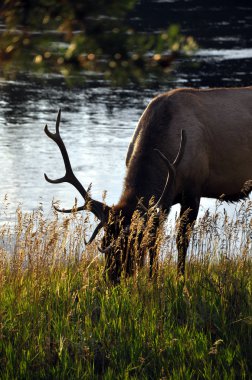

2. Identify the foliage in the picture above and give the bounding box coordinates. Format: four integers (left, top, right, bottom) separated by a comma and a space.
0, 0, 197, 84
0, 200, 251, 379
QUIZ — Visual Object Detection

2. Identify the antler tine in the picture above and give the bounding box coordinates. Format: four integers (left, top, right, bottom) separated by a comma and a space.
85, 221, 104, 245
53, 204, 86, 213
173, 129, 186, 167
137, 197, 148, 213
55, 108, 61, 134
155, 129, 185, 168
44, 173, 66, 184
44, 110, 108, 223
154, 149, 175, 175
44, 110, 77, 185
152, 129, 186, 211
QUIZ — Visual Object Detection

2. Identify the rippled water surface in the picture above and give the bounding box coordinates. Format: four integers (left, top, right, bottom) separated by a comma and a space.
1, 0, 252, 221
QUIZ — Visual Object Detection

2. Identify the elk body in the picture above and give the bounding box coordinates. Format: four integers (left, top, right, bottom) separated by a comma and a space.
45, 87, 252, 281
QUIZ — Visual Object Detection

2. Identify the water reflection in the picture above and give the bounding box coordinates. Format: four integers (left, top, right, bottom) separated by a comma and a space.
0, 77, 153, 220
196, 48, 252, 61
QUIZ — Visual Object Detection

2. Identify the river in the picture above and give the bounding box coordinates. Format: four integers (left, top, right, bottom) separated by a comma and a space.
0, 0, 252, 222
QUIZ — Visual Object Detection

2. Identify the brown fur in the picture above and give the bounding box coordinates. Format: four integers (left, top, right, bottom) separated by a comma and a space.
122, 87, 252, 205
117, 86, 252, 276
46, 87, 252, 280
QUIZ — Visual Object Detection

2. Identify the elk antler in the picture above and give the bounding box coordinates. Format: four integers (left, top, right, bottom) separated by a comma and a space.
153, 129, 186, 210
44, 110, 109, 231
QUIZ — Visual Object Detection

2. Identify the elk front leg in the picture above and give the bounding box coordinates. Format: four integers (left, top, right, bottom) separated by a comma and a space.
176, 195, 200, 277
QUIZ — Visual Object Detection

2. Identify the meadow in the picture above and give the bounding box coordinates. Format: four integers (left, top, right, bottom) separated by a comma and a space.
0, 199, 251, 379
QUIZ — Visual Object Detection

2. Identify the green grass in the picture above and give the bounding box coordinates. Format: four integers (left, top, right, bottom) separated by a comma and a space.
0, 202, 251, 379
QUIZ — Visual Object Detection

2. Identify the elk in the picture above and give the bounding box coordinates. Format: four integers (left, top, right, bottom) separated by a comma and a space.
44, 87, 252, 281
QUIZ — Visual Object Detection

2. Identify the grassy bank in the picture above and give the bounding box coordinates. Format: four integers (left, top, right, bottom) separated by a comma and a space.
0, 202, 251, 379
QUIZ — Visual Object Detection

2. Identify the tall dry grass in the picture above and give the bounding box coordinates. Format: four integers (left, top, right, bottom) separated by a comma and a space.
0, 198, 251, 379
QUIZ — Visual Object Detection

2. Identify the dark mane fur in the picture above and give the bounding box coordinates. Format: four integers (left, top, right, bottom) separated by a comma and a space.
119, 95, 172, 210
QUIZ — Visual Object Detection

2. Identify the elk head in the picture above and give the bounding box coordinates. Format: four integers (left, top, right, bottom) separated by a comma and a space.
44, 110, 185, 282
